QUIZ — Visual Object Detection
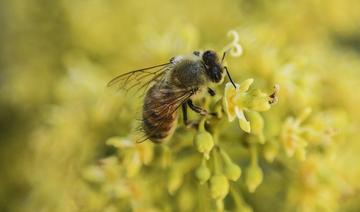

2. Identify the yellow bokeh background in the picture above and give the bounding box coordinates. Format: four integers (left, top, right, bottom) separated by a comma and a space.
1, 0, 360, 211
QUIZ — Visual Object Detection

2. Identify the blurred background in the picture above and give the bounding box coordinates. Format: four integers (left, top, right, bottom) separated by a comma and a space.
1, 0, 360, 211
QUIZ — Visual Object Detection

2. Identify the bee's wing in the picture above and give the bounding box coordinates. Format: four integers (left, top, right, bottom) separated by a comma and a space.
107, 62, 172, 93
136, 86, 196, 143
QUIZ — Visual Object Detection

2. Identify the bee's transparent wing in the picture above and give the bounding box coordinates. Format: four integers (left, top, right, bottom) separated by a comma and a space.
136, 86, 196, 143
107, 62, 172, 93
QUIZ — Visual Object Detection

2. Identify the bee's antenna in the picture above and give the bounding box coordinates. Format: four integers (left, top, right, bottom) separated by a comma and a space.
221, 51, 236, 88
224, 66, 236, 89
221, 50, 229, 64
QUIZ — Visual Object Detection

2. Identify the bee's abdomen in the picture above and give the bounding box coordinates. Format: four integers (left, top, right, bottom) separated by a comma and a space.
142, 84, 178, 143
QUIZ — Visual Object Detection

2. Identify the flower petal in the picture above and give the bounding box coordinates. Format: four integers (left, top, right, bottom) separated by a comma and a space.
236, 108, 251, 133
246, 111, 265, 143
224, 82, 240, 122
238, 78, 254, 92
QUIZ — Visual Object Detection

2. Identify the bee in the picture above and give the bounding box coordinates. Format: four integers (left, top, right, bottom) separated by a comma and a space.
107, 50, 236, 143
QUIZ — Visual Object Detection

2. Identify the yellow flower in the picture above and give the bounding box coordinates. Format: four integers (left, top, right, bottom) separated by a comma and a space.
281, 108, 311, 160
224, 79, 253, 132
223, 79, 275, 134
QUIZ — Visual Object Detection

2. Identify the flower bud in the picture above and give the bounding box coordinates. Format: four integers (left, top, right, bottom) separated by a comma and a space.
210, 174, 230, 199
220, 149, 241, 181
264, 139, 279, 163
224, 162, 241, 181
195, 160, 211, 184
245, 163, 263, 193
194, 130, 214, 160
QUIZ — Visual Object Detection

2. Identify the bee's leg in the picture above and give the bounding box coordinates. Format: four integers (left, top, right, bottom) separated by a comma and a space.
182, 103, 199, 128
188, 100, 218, 117
187, 100, 217, 117
182, 103, 189, 125
207, 88, 216, 96
187, 100, 207, 115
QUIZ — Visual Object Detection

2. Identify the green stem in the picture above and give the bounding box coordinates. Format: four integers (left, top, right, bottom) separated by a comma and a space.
219, 147, 232, 164
250, 143, 258, 166
212, 149, 222, 175
213, 129, 219, 145
198, 117, 206, 132
230, 186, 245, 209
177, 154, 202, 173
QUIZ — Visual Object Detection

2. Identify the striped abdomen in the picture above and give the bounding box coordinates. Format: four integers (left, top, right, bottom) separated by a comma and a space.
142, 83, 179, 143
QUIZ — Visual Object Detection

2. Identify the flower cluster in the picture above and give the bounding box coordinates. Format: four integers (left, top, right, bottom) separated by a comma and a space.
4, 1, 360, 211
223, 79, 279, 142
188, 79, 279, 210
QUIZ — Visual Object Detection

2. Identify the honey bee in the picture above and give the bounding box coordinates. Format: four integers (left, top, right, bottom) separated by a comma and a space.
107, 50, 236, 143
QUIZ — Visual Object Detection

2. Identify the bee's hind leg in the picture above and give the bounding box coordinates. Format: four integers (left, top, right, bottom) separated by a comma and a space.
182, 103, 189, 125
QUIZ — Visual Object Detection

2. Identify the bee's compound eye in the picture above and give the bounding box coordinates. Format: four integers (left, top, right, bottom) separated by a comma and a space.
203, 50, 212, 57
210, 66, 223, 83
193, 51, 200, 56
202, 50, 218, 65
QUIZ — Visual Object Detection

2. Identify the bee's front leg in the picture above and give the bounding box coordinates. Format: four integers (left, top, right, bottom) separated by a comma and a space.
187, 100, 217, 116
207, 87, 216, 96
187, 100, 207, 115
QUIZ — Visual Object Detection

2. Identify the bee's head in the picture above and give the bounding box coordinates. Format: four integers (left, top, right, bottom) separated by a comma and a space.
202, 50, 219, 65
202, 50, 224, 83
